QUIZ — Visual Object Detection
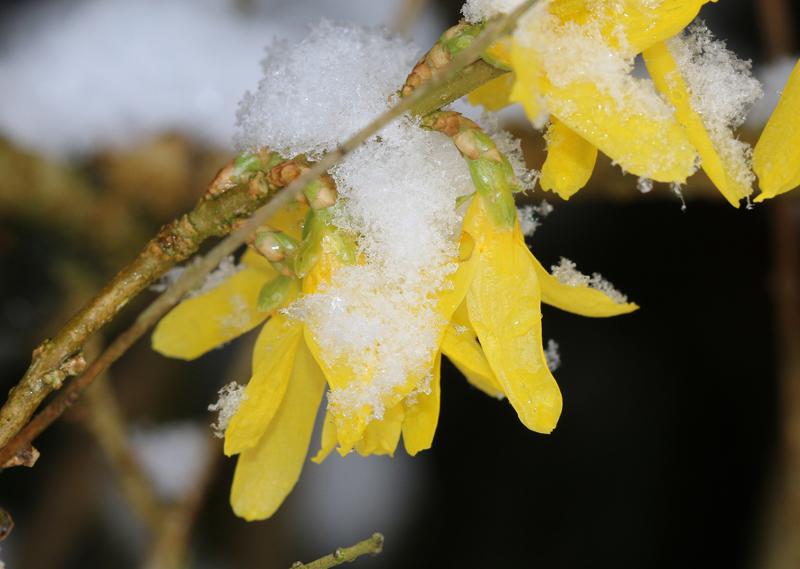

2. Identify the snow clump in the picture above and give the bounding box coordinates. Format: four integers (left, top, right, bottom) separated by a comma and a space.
551, 257, 628, 304
209, 382, 249, 438
666, 21, 763, 195
236, 19, 421, 159
462, 0, 526, 23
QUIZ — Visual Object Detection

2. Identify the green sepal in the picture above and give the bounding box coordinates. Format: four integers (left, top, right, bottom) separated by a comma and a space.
254, 231, 299, 259
455, 192, 476, 210
466, 158, 517, 230
257, 274, 294, 313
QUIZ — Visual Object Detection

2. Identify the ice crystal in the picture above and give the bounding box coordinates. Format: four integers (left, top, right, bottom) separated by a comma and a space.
551, 258, 628, 304
208, 382, 249, 438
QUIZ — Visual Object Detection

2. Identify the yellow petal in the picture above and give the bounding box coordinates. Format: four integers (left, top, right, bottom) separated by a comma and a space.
251, 286, 300, 371
264, 202, 307, 241
229, 338, 326, 521
468, 73, 515, 112
224, 322, 302, 456
441, 303, 504, 399
152, 261, 275, 361
540, 116, 598, 199
303, 316, 370, 455
549, 0, 711, 53
530, 255, 639, 317
547, 79, 697, 182
311, 409, 338, 464
465, 199, 562, 433
402, 351, 442, 455
509, 42, 548, 128
754, 58, 800, 201
643, 41, 749, 207
356, 402, 405, 457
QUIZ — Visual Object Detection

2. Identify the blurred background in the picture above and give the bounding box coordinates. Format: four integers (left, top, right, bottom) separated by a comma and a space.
0, 0, 798, 567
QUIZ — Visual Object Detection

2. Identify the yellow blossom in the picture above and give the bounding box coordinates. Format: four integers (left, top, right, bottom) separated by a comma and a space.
470, 0, 719, 198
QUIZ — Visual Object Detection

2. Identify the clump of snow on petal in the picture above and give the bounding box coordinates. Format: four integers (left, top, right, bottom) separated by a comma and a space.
544, 339, 561, 372
666, 21, 762, 194
208, 382, 249, 438
637, 177, 654, 193
285, 121, 470, 421
551, 257, 628, 304
462, 0, 526, 23
237, 20, 421, 159
130, 422, 211, 500
517, 200, 552, 236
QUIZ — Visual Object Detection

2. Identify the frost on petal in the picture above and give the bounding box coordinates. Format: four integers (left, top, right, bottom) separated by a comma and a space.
477, 113, 540, 191
208, 382, 249, 439
236, 20, 421, 159
665, 21, 762, 200
551, 258, 628, 304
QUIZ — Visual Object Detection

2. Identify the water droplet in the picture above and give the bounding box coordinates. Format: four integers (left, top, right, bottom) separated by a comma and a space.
503, 296, 540, 339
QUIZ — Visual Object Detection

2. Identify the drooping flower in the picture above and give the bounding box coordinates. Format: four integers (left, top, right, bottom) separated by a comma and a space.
465, 0, 768, 207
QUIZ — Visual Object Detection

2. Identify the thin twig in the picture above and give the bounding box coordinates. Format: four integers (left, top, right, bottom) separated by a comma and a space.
291, 533, 384, 569
0, 0, 536, 465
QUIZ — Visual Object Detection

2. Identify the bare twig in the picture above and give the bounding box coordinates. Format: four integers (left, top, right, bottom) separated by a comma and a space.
291, 533, 384, 569
0, 0, 537, 464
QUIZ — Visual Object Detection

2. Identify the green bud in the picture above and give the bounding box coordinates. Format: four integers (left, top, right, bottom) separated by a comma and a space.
293, 239, 323, 279
257, 274, 294, 312
255, 231, 299, 263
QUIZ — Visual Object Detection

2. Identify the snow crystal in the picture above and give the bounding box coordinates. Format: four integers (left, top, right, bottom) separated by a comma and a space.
666, 21, 762, 194
130, 422, 211, 501
284, 121, 471, 421
747, 56, 798, 128
551, 258, 628, 304
236, 20, 421, 159
150, 255, 244, 299
462, 0, 526, 23
637, 177, 654, 193
477, 113, 540, 191
208, 382, 248, 438
544, 339, 560, 372
517, 200, 553, 236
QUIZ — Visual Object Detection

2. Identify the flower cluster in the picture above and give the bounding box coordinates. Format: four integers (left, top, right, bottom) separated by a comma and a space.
152, 0, 800, 521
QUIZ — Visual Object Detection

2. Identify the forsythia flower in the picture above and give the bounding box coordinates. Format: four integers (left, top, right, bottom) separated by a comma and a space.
466, 0, 795, 206
153, 113, 638, 521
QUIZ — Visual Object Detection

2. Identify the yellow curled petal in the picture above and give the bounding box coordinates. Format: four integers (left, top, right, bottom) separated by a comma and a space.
540, 116, 598, 199
311, 409, 338, 464
402, 351, 442, 456
643, 42, 749, 207
530, 254, 639, 317
465, 200, 562, 433
442, 303, 504, 398
230, 338, 326, 521
754, 58, 800, 201
468, 73, 515, 112
548, 80, 697, 183
224, 322, 302, 456
356, 402, 405, 457
152, 260, 275, 361
485, 36, 513, 69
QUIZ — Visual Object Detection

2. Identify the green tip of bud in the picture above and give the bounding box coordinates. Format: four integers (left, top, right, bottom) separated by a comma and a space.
257, 275, 294, 313
293, 240, 323, 279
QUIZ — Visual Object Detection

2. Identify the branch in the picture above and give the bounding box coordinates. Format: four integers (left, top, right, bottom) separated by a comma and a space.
0, 0, 537, 464
291, 533, 384, 569
0, 157, 309, 448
